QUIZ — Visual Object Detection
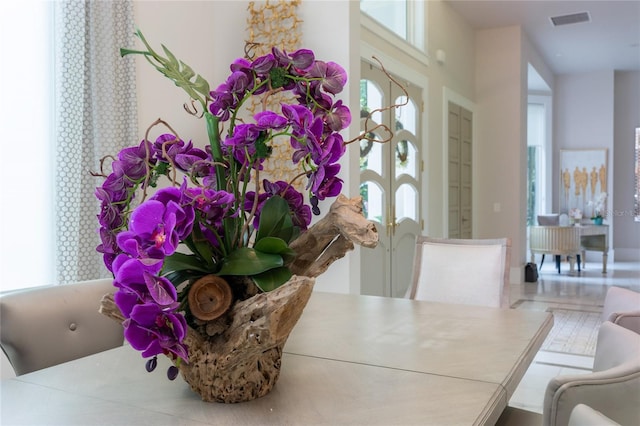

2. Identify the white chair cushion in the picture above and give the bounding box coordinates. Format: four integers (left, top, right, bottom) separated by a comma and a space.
414, 243, 504, 308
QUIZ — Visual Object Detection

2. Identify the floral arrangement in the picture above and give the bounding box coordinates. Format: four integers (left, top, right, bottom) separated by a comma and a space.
568, 208, 582, 223
94, 30, 361, 376
589, 192, 607, 219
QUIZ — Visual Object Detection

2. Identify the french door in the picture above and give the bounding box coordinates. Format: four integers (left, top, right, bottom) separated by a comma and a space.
359, 60, 422, 298
447, 102, 473, 238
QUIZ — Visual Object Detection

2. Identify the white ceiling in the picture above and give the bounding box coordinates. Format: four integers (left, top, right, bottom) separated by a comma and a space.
445, 0, 640, 76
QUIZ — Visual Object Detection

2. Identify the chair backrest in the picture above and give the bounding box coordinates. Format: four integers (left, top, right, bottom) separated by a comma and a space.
407, 236, 511, 308
537, 214, 560, 226
0, 278, 123, 375
543, 321, 640, 426
601, 286, 640, 334
529, 226, 581, 255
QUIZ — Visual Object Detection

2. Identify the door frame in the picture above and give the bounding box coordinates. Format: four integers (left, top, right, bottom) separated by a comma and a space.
361, 41, 429, 223
360, 41, 429, 296
443, 87, 476, 238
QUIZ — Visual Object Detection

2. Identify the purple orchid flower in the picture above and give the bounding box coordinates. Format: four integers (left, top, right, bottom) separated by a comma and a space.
150, 186, 195, 240
124, 200, 183, 258
272, 47, 315, 73
123, 303, 189, 362
324, 100, 352, 132
116, 140, 154, 180
308, 60, 347, 95
251, 53, 275, 77
254, 111, 288, 130
245, 180, 312, 230
183, 187, 235, 227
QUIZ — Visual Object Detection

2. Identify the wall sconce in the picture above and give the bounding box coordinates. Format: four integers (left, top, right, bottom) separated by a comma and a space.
436, 49, 446, 65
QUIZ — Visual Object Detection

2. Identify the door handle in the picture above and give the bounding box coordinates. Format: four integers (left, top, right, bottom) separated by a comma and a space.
386, 204, 397, 236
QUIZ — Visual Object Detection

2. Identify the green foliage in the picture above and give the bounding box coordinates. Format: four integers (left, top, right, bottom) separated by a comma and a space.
120, 29, 210, 111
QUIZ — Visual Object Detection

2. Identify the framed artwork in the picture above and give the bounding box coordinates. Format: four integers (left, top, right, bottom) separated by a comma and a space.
559, 149, 608, 217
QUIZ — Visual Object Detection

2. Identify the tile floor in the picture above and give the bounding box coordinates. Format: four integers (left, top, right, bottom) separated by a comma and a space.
507, 258, 640, 414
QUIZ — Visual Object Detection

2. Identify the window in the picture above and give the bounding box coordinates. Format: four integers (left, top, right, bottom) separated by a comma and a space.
360, 0, 407, 41
360, 0, 425, 53
0, 2, 54, 292
527, 97, 552, 226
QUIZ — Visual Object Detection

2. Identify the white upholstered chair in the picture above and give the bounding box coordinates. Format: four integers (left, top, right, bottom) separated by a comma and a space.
497, 321, 640, 426
537, 214, 560, 226
543, 321, 640, 425
529, 226, 581, 274
601, 286, 640, 334
406, 236, 511, 308
0, 278, 124, 375
567, 404, 621, 426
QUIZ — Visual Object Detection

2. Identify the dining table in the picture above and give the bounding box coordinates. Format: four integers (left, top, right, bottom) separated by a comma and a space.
1, 291, 553, 425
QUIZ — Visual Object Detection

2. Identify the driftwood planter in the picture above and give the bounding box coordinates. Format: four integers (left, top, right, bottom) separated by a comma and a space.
100, 195, 378, 403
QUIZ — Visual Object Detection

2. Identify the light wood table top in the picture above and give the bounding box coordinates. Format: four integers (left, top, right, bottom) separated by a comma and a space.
1, 292, 553, 426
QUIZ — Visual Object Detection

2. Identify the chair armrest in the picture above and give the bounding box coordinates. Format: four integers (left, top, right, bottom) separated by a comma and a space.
543, 362, 640, 426
606, 311, 640, 335
602, 287, 640, 322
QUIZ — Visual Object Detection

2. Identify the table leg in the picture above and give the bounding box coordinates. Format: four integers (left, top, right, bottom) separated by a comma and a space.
602, 252, 607, 274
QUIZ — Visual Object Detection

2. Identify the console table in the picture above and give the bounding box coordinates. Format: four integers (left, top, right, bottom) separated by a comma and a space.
578, 224, 609, 273
529, 225, 608, 274
1, 292, 553, 425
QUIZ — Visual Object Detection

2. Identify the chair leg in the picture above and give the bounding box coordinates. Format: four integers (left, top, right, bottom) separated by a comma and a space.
577, 254, 581, 272
540, 254, 545, 269
555, 255, 561, 273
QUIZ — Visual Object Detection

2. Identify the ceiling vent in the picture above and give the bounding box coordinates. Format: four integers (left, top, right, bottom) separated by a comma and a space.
550, 11, 591, 26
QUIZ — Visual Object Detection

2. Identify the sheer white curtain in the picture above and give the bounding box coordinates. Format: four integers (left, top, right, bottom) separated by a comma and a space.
53, 0, 137, 283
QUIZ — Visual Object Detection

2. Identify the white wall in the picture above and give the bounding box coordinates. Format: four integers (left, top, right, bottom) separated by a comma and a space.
554, 71, 615, 260
426, 0, 476, 236
132, 0, 360, 293
613, 71, 640, 261
474, 26, 527, 279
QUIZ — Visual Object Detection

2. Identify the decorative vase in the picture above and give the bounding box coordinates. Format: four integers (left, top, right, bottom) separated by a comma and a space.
593, 217, 603, 225
178, 275, 314, 403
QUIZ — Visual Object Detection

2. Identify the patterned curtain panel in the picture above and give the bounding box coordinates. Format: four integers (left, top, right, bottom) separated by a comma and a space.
53, 0, 137, 283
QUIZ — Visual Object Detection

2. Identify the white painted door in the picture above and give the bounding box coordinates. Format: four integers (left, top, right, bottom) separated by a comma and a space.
448, 102, 473, 238
360, 61, 422, 298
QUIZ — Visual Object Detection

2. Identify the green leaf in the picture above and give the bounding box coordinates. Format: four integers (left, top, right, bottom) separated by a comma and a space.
179, 61, 195, 80
217, 247, 283, 276
252, 267, 293, 292
163, 252, 211, 274
119, 30, 211, 112
254, 236, 289, 254
280, 247, 297, 265
253, 237, 296, 264
163, 270, 201, 287
256, 196, 294, 243
161, 44, 179, 68
194, 75, 211, 97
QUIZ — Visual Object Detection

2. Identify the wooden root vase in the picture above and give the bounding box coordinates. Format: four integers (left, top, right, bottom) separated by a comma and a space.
178, 275, 314, 403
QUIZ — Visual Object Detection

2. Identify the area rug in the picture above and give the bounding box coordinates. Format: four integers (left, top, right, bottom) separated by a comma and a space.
540, 309, 602, 357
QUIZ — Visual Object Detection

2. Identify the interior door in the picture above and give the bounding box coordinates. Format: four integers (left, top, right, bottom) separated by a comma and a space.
448, 102, 473, 238
360, 61, 422, 298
